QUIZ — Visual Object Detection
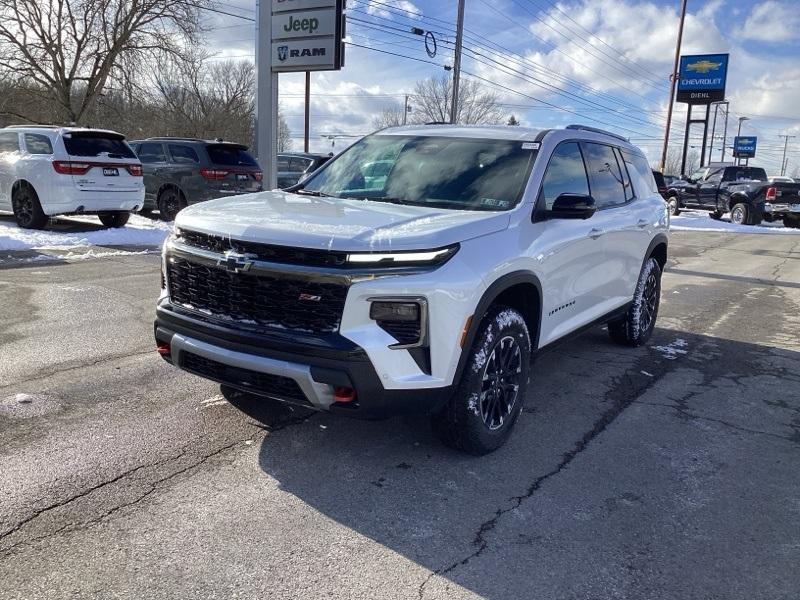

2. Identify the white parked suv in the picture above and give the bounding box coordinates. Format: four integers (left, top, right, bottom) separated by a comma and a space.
155, 124, 669, 454
0, 126, 144, 229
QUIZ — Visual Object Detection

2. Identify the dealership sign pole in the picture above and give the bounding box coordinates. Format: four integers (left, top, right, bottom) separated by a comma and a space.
256, 0, 345, 188
675, 53, 729, 174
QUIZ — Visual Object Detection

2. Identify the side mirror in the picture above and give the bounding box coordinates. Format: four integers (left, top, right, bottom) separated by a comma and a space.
549, 194, 596, 220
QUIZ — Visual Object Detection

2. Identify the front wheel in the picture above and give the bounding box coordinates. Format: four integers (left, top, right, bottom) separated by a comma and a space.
667, 197, 680, 216
431, 306, 531, 455
608, 257, 662, 347
98, 211, 130, 228
158, 189, 184, 221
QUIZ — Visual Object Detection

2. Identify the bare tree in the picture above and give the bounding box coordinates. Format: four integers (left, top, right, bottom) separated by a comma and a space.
412, 74, 504, 125
662, 148, 700, 176
0, 0, 206, 124
507, 115, 520, 126
278, 111, 292, 152
371, 105, 406, 130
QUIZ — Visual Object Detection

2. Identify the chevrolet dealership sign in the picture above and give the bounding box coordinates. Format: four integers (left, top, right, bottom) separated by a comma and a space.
733, 136, 757, 159
677, 53, 729, 104
271, 0, 344, 72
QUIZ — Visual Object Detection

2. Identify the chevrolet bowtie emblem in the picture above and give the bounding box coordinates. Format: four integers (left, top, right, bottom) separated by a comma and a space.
218, 250, 255, 273
686, 60, 722, 74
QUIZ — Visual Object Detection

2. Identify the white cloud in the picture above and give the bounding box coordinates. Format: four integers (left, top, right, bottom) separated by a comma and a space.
739, 1, 800, 42
366, 1, 420, 20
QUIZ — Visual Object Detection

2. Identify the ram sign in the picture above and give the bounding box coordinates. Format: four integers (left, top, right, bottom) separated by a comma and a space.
270, 0, 344, 72
733, 136, 758, 159
677, 54, 729, 104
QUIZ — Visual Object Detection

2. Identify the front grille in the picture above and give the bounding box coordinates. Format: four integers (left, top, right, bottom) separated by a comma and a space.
179, 229, 349, 268
181, 351, 310, 405
377, 320, 421, 345
167, 257, 347, 334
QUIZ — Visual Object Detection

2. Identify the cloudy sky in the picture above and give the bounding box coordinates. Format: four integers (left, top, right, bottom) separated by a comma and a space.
203, 0, 800, 174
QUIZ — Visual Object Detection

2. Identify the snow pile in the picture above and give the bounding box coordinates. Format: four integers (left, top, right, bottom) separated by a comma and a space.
670, 211, 800, 234
653, 338, 689, 360
0, 214, 173, 251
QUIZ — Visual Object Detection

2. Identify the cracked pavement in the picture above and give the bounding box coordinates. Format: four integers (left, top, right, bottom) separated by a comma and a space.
1, 231, 799, 599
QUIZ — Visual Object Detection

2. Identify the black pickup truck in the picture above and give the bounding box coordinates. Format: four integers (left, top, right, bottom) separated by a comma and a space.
667, 165, 800, 227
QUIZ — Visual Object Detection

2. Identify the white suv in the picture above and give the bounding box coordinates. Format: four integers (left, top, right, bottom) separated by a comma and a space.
155, 124, 669, 454
0, 126, 145, 229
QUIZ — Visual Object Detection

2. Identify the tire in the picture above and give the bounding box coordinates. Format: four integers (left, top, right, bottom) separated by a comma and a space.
783, 216, 800, 229
12, 183, 48, 229
667, 197, 680, 216
608, 258, 661, 347
158, 188, 184, 221
98, 211, 130, 228
709, 210, 723, 220
431, 306, 531, 455
730, 203, 750, 226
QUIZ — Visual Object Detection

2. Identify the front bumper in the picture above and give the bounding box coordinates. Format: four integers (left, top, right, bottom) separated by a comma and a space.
155, 302, 452, 419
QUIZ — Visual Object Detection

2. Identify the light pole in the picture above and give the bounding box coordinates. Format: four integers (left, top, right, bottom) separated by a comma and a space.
737, 116, 749, 137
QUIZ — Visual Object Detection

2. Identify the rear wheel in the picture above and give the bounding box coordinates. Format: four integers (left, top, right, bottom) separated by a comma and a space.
158, 188, 184, 221
608, 258, 661, 347
709, 210, 723, 220
667, 197, 680, 216
12, 183, 48, 229
431, 306, 531, 455
98, 211, 130, 228
730, 203, 752, 225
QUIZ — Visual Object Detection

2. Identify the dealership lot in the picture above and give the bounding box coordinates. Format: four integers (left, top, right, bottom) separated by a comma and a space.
0, 229, 799, 599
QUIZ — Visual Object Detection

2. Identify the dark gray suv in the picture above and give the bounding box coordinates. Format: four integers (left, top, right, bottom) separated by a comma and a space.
129, 138, 262, 220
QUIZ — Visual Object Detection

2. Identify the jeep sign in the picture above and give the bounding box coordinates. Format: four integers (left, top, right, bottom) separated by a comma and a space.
269, 0, 344, 72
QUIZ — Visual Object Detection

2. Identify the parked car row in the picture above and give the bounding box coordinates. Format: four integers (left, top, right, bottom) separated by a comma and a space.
0, 124, 333, 229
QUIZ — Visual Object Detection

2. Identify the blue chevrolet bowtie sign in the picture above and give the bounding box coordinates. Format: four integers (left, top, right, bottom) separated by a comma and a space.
733, 136, 758, 158
677, 53, 729, 104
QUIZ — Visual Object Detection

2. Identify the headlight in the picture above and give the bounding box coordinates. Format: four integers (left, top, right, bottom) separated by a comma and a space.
346, 245, 458, 265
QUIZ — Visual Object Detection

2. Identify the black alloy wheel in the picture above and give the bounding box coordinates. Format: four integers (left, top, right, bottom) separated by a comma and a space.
479, 335, 523, 431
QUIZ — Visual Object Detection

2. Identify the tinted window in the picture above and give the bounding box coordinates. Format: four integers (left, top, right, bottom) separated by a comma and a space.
723, 167, 767, 182
623, 150, 657, 195
138, 143, 166, 163
169, 144, 200, 164
0, 132, 20, 152
302, 135, 537, 211
539, 142, 590, 210
614, 147, 634, 200
63, 133, 135, 158
289, 157, 313, 173
24, 133, 53, 154
206, 145, 257, 167
652, 171, 666, 189
277, 156, 290, 170
583, 142, 626, 209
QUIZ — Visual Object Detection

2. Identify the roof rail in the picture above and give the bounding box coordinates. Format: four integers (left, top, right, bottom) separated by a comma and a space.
565, 124, 628, 142
145, 136, 207, 142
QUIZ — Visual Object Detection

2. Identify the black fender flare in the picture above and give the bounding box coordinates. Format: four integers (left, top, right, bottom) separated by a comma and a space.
643, 233, 668, 271
452, 271, 543, 386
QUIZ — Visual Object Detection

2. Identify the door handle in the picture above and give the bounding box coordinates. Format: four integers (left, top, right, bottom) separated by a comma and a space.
588, 228, 605, 239
637, 219, 648, 228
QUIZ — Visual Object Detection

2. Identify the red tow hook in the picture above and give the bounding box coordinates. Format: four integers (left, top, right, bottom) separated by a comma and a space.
156, 341, 171, 356
333, 386, 357, 403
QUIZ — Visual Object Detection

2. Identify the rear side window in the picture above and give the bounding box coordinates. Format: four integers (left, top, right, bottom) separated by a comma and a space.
614, 147, 634, 200
583, 142, 626, 209
169, 144, 200, 164
206, 145, 257, 167
138, 143, 167, 163
63, 133, 135, 158
0, 132, 20, 152
289, 157, 313, 173
622, 150, 658, 196
539, 142, 590, 210
24, 133, 53, 154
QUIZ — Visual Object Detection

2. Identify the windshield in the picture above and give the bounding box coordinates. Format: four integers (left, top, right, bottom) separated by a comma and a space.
300, 135, 538, 211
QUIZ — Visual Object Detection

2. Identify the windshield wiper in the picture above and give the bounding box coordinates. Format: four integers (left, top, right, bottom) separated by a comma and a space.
294, 189, 335, 198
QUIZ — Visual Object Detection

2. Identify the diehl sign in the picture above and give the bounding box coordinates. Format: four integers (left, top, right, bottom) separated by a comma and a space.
733, 136, 757, 159
676, 53, 729, 104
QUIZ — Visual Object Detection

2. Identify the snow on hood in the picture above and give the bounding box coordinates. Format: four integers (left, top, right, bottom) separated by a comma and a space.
175, 190, 512, 251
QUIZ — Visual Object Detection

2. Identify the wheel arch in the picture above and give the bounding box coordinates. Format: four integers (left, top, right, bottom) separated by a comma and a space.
157, 183, 186, 204
728, 193, 750, 210
645, 234, 668, 272
11, 179, 39, 198
454, 271, 543, 384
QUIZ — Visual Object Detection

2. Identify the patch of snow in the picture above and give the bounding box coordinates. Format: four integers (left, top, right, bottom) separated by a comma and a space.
653, 338, 689, 360
640, 370, 654, 377
670, 211, 800, 235
0, 214, 173, 251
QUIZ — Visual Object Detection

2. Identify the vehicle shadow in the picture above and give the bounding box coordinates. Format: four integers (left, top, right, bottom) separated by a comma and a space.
223, 326, 800, 598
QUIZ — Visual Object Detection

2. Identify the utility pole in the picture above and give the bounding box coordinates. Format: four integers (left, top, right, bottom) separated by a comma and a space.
449, 0, 465, 124
779, 135, 796, 176
403, 94, 409, 126
304, 71, 311, 153
660, 0, 687, 172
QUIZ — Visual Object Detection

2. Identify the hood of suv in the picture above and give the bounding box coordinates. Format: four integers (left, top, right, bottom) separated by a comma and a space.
175, 190, 512, 251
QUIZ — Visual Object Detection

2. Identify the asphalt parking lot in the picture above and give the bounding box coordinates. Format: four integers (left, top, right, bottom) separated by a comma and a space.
1, 230, 799, 600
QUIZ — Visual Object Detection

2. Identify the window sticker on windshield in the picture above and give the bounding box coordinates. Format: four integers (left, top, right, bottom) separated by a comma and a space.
521, 142, 539, 150
481, 198, 511, 208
